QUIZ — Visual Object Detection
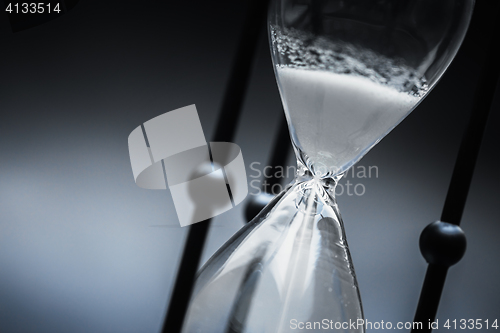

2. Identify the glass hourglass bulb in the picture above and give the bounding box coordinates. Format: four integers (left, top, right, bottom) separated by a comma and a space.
181, 1, 473, 332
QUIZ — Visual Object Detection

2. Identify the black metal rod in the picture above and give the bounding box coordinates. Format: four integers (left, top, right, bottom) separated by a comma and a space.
212, 1, 271, 143
265, 114, 291, 191
244, 114, 291, 222
411, 4, 500, 332
412, 265, 449, 332
440, 11, 500, 226
161, 1, 270, 332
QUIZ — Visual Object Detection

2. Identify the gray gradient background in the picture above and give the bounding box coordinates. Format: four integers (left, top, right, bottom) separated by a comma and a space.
0, 1, 499, 332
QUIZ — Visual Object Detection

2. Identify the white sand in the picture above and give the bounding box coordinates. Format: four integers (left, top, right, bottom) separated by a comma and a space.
277, 67, 421, 176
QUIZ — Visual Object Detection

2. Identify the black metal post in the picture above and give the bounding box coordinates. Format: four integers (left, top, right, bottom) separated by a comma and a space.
161, 1, 270, 332
264, 114, 291, 191
411, 4, 500, 332
244, 114, 291, 221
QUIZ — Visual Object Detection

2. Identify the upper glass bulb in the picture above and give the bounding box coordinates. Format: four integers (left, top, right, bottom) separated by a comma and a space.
270, 0, 474, 178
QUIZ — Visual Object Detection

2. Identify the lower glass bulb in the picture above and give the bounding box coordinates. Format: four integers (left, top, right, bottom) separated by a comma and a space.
182, 164, 364, 333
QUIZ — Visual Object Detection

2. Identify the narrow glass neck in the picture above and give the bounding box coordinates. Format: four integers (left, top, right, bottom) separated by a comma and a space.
295, 158, 344, 202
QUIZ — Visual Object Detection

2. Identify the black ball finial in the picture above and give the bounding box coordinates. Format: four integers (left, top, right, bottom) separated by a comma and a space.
419, 221, 467, 267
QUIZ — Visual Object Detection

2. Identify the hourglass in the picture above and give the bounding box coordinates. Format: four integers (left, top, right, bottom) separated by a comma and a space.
181, 1, 474, 332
